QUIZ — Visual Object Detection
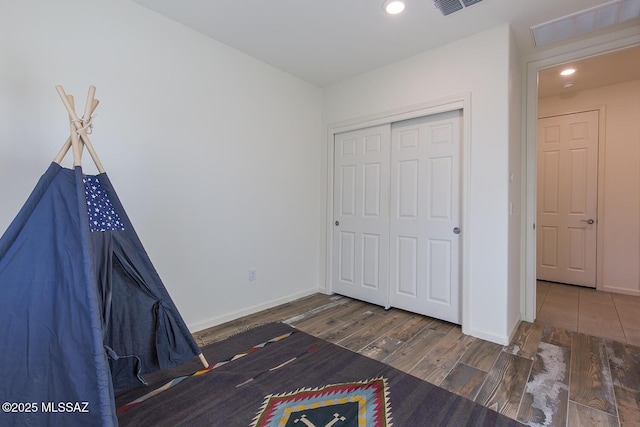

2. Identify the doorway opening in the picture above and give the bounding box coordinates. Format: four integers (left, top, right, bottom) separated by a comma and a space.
525, 40, 640, 322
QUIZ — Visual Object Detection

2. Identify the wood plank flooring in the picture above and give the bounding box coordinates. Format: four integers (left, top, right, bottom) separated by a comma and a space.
193, 293, 640, 426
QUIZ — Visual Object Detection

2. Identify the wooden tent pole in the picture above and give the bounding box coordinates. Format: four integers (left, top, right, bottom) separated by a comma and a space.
53, 98, 99, 165
82, 86, 96, 122
55, 85, 106, 173
66, 95, 83, 167
198, 353, 210, 368
77, 86, 106, 173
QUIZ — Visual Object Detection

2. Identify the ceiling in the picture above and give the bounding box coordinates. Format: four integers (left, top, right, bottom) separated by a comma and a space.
538, 45, 640, 97
131, 0, 640, 87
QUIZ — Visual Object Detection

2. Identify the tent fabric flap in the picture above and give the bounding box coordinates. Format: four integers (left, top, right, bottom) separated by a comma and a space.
95, 171, 201, 388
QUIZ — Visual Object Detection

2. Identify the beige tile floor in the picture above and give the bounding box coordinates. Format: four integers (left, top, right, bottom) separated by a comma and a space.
536, 280, 640, 346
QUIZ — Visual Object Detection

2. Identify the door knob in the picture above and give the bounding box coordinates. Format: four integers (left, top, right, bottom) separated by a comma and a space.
335, 221, 339, 226
453, 227, 460, 235
581, 219, 595, 225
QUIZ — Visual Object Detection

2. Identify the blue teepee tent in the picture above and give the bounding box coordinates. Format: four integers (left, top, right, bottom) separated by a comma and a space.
0, 86, 205, 426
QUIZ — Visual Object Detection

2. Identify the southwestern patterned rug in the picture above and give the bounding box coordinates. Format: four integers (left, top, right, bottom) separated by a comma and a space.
115, 323, 524, 426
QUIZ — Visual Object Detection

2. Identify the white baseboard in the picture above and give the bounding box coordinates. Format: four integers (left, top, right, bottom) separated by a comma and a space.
187, 287, 320, 333
467, 327, 512, 346
600, 285, 640, 297
507, 314, 523, 344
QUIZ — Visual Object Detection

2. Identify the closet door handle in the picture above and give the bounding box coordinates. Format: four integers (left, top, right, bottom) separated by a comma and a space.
453, 227, 460, 235
581, 219, 595, 225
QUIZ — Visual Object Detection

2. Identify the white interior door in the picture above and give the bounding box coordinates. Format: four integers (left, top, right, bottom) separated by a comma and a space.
332, 125, 390, 307
537, 110, 598, 287
388, 111, 462, 324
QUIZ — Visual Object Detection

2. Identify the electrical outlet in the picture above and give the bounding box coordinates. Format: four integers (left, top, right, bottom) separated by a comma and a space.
249, 268, 256, 281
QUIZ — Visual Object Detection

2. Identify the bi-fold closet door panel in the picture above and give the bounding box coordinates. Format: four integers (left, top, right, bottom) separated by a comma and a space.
332, 110, 462, 324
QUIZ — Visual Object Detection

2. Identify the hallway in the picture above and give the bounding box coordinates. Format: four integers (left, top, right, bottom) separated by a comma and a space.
536, 281, 640, 346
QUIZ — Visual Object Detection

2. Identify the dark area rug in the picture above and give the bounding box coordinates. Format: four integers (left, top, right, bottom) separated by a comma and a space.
116, 323, 524, 426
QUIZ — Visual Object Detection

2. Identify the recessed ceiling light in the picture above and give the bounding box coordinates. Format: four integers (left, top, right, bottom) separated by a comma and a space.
383, 0, 406, 15
560, 68, 576, 76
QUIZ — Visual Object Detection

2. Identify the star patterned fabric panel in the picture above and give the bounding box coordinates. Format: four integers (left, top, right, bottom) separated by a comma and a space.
84, 175, 125, 232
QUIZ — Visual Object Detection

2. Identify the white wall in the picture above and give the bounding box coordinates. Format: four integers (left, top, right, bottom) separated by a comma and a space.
508, 31, 523, 335
0, 0, 323, 331
539, 80, 640, 296
322, 25, 519, 344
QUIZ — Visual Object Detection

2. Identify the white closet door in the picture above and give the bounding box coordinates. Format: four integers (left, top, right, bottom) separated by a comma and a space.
388, 111, 462, 324
332, 125, 390, 307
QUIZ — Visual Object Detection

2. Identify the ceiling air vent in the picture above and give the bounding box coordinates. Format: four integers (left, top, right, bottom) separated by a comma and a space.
434, 0, 484, 16
531, 0, 640, 47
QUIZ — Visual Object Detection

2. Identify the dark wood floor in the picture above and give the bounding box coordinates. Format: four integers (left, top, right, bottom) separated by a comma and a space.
193, 293, 640, 427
